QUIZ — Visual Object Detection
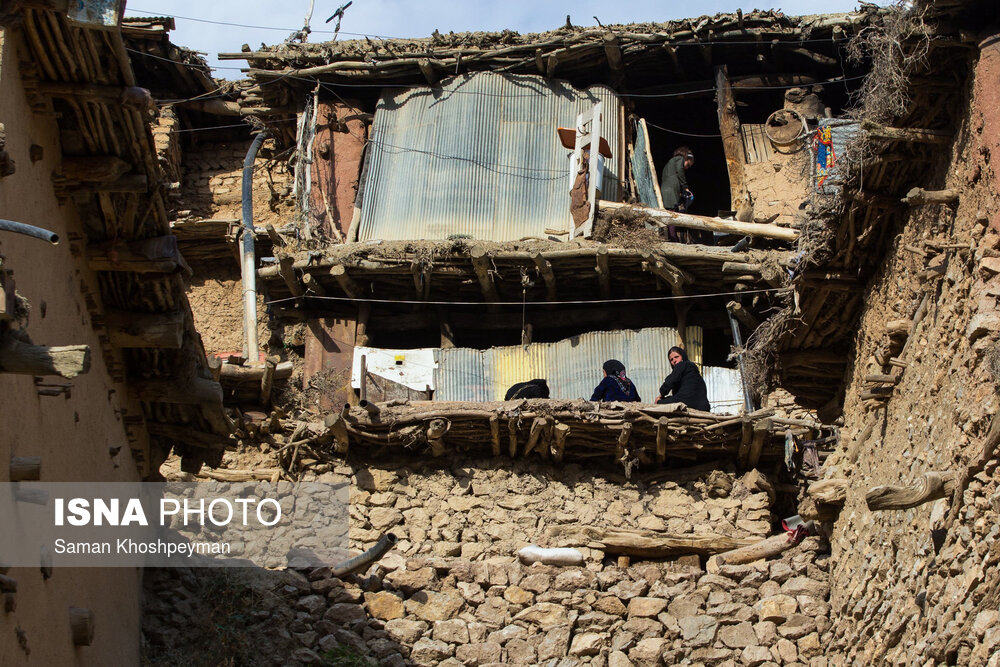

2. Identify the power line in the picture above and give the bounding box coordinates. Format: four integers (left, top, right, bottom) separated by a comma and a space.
266, 287, 790, 307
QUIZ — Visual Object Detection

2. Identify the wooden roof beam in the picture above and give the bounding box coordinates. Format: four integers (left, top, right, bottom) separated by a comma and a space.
470, 246, 499, 309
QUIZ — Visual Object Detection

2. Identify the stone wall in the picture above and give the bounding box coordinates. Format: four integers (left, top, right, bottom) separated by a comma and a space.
175, 139, 293, 225
817, 40, 1000, 666
145, 455, 835, 666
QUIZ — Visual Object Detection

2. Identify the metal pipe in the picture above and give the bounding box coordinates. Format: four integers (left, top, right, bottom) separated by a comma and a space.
359, 399, 380, 416
241, 131, 269, 361
727, 309, 756, 413
0, 219, 59, 244
332, 532, 398, 577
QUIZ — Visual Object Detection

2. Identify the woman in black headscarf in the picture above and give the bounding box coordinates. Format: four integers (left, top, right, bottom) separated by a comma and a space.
656, 346, 710, 411
591, 359, 641, 402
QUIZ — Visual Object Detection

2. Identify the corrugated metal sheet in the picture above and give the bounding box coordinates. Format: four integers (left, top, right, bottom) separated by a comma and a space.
358, 72, 622, 242
814, 118, 860, 196
435, 347, 490, 402
428, 326, 743, 414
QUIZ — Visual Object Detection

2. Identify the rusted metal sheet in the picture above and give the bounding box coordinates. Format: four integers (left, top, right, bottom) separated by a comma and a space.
309, 100, 367, 240
358, 72, 622, 242
631, 118, 664, 208
303, 317, 356, 410
435, 348, 489, 402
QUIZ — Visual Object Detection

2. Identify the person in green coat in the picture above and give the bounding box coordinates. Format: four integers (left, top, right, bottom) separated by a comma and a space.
660, 146, 694, 210
659, 146, 694, 241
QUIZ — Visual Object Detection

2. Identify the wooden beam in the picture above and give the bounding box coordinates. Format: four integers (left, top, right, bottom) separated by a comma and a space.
0, 334, 89, 378
532, 252, 557, 301
417, 58, 438, 86
356, 303, 371, 346
324, 412, 350, 454
862, 121, 952, 144
330, 264, 361, 299
595, 246, 611, 299
866, 472, 956, 511
552, 422, 569, 462
641, 251, 692, 294
278, 257, 305, 298
525, 416, 549, 456
438, 308, 456, 349
549, 524, 755, 558
146, 423, 229, 448
603, 33, 625, 85
601, 201, 796, 241
69, 607, 94, 647
470, 246, 499, 307
87, 236, 186, 273
302, 273, 327, 296
10, 456, 42, 481
105, 310, 184, 349
60, 156, 131, 183
707, 531, 809, 572
507, 418, 518, 457
715, 65, 751, 221
726, 301, 760, 331
902, 187, 959, 206
219, 361, 293, 382
131, 377, 223, 405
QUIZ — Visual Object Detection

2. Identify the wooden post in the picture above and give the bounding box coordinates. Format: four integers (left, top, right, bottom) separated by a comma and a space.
489, 415, 500, 457
552, 422, 569, 462
69, 607, 94, 646
0, 335, 90, 378
10, 456, 41, 481
330, 264, 361, 298
747, 418, 772, 470
359, 355, 368, 403
106, 310, 184, 349
866, 472, 956, 511
356, 303, 371, 346
595, 246, 611, 299
507, 418, 518, 457
532, 252, 557, 301
427, 418, 449, 457
716, 65, 751, 221
656, 417, 668, 464
439, 313, 456, 349
470, 247, 499, 309
260, 356, 278, 406
616, 421, 632, 462
603, 33, 625, 86
642, 251, 691, 294
525, 417, 548, 456
60, 156, 131, 182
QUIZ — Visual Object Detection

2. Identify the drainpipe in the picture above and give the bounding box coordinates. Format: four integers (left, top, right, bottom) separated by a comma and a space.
241, 131, 269, 362
727, 309, 756, 414
332, 532, 398, 577
0, 219, 59, 244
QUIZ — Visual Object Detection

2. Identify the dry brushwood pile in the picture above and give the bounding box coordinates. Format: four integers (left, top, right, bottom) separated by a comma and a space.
257, 399, 837, 479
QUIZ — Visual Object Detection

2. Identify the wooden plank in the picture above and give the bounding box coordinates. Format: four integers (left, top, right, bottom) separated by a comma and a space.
600, 201, 797, 241
105, 310, 184, 348
303, 316, 357, 411
715, 65, 751, 221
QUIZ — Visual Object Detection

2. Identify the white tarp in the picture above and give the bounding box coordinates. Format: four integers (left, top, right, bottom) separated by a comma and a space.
351, 347, 437, 393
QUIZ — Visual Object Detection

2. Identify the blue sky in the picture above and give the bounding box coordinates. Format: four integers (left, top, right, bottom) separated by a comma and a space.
124, 1, 875, 79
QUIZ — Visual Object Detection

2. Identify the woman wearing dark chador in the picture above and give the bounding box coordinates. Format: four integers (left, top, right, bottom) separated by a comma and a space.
656, 346, 711, 411
591, 360, 641, 402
